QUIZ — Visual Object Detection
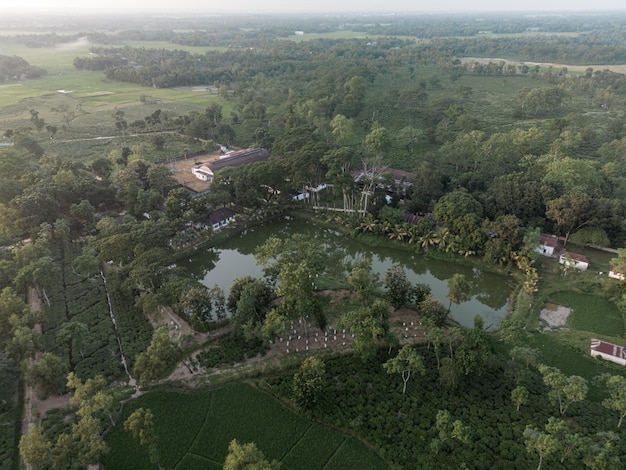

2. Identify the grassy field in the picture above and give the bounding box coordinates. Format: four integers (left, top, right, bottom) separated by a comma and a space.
103, 382, 388, 470
548, 290, 625, 337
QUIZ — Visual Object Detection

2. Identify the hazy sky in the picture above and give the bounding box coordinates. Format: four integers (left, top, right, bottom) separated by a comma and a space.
3, 0, 625, 15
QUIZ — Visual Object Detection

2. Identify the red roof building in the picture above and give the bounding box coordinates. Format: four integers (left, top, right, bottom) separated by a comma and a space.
591, 338, 626, 366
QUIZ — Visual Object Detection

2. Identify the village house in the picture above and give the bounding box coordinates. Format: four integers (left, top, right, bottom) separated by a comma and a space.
352, 166, 414, 194
208, 208, 237, 231
559, 252, 590, 271
536, 234, 564, 257
191, 148, 270, 183
590, 338, 626, 366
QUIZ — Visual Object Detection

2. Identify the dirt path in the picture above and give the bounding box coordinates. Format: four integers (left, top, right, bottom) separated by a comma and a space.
22, 289, 71, 437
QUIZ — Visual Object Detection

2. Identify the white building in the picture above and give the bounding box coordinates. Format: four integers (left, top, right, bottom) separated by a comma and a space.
591, 339, 626, 366
536, 234, 563, 257
559, 252, 590, 271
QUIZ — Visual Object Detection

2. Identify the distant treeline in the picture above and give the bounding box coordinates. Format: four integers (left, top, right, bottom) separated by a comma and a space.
77, 31, 626, 90
0, 55, 46, 82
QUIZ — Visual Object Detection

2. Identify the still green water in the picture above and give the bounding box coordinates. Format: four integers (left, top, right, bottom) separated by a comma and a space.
182, 216, 514, 328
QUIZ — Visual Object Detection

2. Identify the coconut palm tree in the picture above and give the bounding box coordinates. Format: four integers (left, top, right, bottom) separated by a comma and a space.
419, 231, 438, 254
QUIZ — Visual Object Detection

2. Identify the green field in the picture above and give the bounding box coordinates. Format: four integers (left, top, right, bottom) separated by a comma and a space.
549, 290, 625, 337
103, 382, 388, 470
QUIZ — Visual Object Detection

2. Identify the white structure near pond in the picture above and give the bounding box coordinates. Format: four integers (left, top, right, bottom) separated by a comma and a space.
590, 338, 626, 366
536, 234, 563, 257
559, 252, 590, 271
609, 266, 626, 281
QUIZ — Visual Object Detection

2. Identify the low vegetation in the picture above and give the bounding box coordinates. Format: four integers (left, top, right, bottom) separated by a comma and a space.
103, 382, 388, 470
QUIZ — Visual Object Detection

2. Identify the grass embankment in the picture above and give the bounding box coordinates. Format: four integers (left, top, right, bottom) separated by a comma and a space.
103, 382, 388, 470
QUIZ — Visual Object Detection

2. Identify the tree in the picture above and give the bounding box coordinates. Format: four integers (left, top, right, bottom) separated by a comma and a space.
19, 424, 52, 469
543, 157, 602, 196
230, 279, 273, 334
114, 110, 128, 147
364, 124, 390, 156
60, 413, 109, 469
133, 327, 180, 385
125, 407, 160, 468
545, 192, 593, 246
45, 124, 57, 140
57, 320, 89, 364
150, 134, 166, 151
384, 263, 413, 309
25, 352, 68, 395
30, 109, 45, 131
524, 425, 558, 470
255, 234, 327, 336
5, 324, 39, 362
346, 257, 378, 306
425, 323, 445, 370
180, 286, 213, 333
455, 317, 492, 376
67, 372, 115, 426
446, 273, 471, 313
383, 345, 425, 394
545, 417, 584, 465
598, 374, 626, 427
510, 345, 541, 383
511, 386, 529, 411
342, 300, 394, 361
0, 286, 30, 337
431, 409, 471, 453
583, 432, 621, 470
433, 189, 483, 235
292, 356, 326, 409
538, 364, 588, 415
147, 165, 176, 197
223, 439, 275, 470
419, 297, 449, 327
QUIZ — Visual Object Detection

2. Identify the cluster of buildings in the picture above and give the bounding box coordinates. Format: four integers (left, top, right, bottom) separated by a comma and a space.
536, 234, 591, 271
537, 234, 626, 281
536, 235, 626, 366
191, 148, 626, 367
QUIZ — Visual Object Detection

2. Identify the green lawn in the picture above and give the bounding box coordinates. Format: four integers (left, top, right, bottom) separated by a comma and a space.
549, 290, 625, 337
103, 382, 388, 470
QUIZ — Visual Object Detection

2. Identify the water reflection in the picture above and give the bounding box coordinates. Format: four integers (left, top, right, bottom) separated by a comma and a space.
181, 217, 511, 328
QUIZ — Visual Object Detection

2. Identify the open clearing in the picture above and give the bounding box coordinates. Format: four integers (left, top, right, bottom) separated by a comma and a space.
539, 302, 571, 329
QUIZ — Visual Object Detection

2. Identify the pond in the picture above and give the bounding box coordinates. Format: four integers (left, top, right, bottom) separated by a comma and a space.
182, 216, 515, 328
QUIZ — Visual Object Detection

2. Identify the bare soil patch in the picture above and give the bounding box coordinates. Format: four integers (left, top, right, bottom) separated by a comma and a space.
163, 152, 218, 193
540, 302, 571, 330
